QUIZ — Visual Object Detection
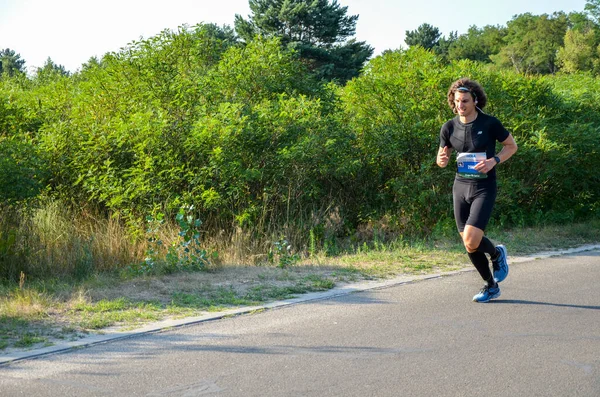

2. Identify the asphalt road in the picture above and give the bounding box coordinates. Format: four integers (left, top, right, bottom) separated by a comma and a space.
1, 251, 599, 396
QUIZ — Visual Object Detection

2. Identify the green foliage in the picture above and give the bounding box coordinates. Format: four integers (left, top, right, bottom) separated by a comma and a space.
139, 212, 166, 275
173, 205, 211, 271
237, 0, 359, 44
341, 47, 453, 233
454, 65, 600, 225
135, 206, 213, 276
585, 0, 600, 23
0, 49, 26, 77
37, 25, 261, 219
184, 88, 355, 232
0, 135, 47, 203
433, 31, 458, 62
447, 25, 507, 63
404, 8, 600, 76
1, 21, 600, 278
35, 58, 70, 82
342, 48, 600, 231
235, 0, 373, 82
491, 12, 568, 74
557, 28, 599, 73
0, 76, 43, 137
404, 23, 442, 50
269, 237, 300, 268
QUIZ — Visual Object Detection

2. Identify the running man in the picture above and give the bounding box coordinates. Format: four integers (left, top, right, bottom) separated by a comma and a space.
437, 78, 518, 302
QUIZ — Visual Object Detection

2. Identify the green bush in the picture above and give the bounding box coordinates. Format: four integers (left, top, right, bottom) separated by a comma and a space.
342, 50, 600, 232
341, 47, 458, 234
1, 32, 599, 279
0, 136, 47, 204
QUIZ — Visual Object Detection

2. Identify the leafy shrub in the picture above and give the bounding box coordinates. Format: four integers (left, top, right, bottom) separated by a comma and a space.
1, 32, 599, 277
0, 135, 47, 204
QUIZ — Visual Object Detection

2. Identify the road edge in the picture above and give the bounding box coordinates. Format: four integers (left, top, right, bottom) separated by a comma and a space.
2, 243, 599, 365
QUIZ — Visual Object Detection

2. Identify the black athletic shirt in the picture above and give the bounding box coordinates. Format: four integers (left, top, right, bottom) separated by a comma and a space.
439, 111, 510, 182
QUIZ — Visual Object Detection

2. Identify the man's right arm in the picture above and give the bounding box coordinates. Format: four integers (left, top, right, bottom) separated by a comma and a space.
438, 122, 453, 168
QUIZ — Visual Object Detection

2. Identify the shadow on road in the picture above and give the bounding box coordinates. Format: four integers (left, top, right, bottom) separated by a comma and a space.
493, 300, 600, 310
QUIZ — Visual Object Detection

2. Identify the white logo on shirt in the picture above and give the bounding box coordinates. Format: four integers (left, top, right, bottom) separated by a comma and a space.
477, 131, 483, 135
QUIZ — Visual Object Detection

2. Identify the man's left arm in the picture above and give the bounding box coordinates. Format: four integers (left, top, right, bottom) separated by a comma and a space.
474, 133, 518, 174
495, 134, 518, 164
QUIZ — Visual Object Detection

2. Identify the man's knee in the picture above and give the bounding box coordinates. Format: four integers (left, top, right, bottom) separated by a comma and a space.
462, 228, 484, 252
463, 239, 480, 253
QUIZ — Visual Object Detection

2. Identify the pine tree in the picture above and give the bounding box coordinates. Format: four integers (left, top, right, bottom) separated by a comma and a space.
235, 0, 373, 83
0, 48, 26, 76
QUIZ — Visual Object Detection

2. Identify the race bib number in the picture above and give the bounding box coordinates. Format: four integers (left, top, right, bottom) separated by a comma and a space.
456, 152, 487, 179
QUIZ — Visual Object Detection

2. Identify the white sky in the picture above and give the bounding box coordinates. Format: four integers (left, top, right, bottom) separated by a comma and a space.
0, 0, 589, 73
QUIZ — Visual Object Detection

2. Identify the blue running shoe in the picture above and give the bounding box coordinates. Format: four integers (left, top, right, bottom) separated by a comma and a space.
493, 244, 509, 283
472, 285, 501, 303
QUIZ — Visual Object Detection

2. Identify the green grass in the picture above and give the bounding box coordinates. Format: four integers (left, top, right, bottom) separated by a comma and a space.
71, 299, 164, 329
487, 219, 600, 254
1, 219, 599, 353
14, 333, 48, 348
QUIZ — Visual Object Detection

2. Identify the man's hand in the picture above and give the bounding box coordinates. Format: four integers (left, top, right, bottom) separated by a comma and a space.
474, 158, 496, 174
437, 146, 450, 168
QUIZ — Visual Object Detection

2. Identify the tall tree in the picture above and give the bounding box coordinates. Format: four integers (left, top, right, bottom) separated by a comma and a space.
234, 0, 373, 83
568, 10, 597, 31
585, 0, 600, 24
557, 28, 598, 73
35, 57, 70, 81
561, 11, 600, 68
404, 23, 441, 50
432, 31, 457, 63
447, 25, 506, 63
0, 48, 26, 76
491, 12, 568, 74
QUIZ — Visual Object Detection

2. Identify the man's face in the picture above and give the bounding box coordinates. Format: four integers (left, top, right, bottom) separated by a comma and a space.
454, 91, 476, 117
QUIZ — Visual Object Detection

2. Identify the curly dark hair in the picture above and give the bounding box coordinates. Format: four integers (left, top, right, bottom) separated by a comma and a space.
447, 78, 487, 114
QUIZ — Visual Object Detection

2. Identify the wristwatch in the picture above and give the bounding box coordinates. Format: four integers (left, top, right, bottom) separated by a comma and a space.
494, 156, 501, 164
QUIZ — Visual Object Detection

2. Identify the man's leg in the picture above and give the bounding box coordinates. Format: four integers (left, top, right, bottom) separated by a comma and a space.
461, 226, 500, 302
461, 226, 494, 284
